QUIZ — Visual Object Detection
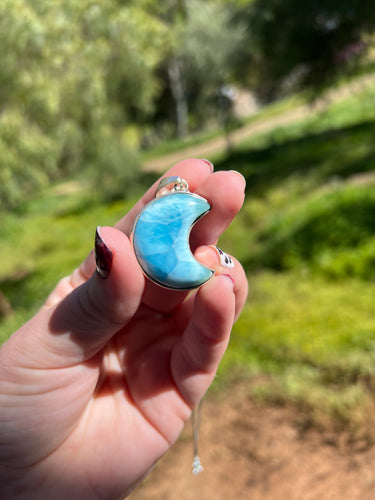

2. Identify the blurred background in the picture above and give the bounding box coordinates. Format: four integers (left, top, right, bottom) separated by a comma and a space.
1, 0, 375, 497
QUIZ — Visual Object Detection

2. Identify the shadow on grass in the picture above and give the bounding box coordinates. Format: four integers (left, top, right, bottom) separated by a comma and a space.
216, 119, 375, 195
253, 191, 375, 274
216, 119, 375, 277
0, 269, 36, 310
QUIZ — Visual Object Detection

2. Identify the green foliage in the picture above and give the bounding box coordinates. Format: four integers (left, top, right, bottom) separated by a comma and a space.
244, 0, 375, 99
0, 0, 250, 206
0, 109, 59, 209
0, 0, 166, 209
179, 1, 245, 85
179, 0, 246, 124
148, 0, 246, 138
316, 238, 375, 280
256, 186, 375, 279
90, 130, 143, 201
2, 0, 375, 210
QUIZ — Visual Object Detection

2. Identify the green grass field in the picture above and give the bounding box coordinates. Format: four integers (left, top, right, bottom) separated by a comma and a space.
1, 78, 375, 439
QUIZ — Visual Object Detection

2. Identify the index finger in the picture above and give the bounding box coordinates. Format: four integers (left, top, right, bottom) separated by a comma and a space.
79, 158, 213, 279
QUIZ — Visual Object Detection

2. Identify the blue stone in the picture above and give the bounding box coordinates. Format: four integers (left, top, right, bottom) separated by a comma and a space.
132, 192, 214, 290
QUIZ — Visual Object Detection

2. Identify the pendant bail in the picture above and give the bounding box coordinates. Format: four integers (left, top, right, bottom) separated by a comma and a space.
155, 176, 189, 198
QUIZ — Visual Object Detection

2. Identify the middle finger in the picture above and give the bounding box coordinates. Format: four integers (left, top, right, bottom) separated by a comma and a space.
139, 169, 246, 313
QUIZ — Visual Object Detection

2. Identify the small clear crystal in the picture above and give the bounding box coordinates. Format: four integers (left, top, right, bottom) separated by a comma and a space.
192, 456, 204, 475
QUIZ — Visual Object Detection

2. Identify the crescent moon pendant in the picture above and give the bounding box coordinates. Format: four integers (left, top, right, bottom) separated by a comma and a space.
132, 190, 214, 290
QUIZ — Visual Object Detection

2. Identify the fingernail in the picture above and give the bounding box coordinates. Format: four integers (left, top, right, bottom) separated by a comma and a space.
229, 170, 246, 190
199, 159, 214, 172
95, 226, 113, 279
208, 246, 235, 269
221, 274, 235, 289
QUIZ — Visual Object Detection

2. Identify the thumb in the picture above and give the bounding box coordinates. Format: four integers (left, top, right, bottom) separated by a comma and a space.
5, 227, 145, 369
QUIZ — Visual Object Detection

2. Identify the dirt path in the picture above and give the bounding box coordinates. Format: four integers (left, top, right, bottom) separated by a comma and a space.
143, 73, 375, 172
129, 384, 375, 500
143, 105, 310, 172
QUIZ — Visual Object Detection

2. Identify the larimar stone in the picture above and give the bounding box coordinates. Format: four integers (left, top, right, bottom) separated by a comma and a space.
132, 192, 214, 290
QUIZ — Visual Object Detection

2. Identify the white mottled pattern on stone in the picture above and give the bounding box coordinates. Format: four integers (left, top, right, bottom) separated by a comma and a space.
132, 192, 214, 290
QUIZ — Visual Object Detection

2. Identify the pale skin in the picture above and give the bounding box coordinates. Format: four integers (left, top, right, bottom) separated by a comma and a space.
0, 159, 248, 500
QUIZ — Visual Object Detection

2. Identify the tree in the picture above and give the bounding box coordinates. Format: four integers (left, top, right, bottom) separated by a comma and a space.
244, 0, 375, 100
0, 0, 166, 208
0, 0, 60, 208
178, 0, 246, 134
147, 0, 246, 139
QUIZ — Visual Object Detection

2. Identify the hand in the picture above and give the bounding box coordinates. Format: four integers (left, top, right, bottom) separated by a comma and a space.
0, 159, 248, 500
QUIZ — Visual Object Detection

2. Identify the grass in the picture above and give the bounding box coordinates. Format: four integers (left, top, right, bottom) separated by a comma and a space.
217, 272, 375, 435
0, 187, 135, 342
210, 79, 375, 437
2, 75, 375, 438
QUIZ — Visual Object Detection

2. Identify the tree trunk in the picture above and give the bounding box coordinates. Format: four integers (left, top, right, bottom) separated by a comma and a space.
168, 57, 188, 139
218, 92, 233, 155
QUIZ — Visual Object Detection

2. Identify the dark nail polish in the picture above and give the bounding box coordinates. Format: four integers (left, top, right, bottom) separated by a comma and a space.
95, 226, 113, 278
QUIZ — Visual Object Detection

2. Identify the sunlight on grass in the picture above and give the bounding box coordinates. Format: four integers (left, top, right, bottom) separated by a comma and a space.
218, 272, 375, 436
227, 272, 375, 370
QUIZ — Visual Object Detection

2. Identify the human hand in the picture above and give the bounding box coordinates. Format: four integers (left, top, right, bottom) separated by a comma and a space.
0, 159, 247, 500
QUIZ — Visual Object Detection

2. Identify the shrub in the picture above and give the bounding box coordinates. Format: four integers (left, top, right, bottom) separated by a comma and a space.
253, 184, 375, 279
